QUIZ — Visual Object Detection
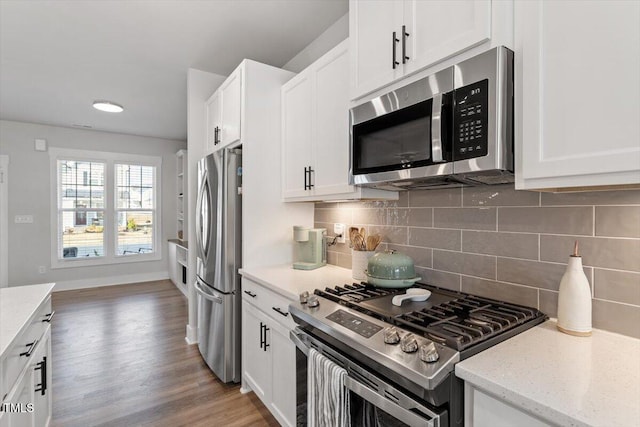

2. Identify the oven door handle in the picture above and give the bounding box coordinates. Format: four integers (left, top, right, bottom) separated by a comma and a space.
431, 92, 444, 163
290, 329, 309, 356
345, 376, 440, 427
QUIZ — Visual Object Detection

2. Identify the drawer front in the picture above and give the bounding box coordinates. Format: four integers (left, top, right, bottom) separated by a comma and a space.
241, 279, 296, 330
2, 297, 52, 398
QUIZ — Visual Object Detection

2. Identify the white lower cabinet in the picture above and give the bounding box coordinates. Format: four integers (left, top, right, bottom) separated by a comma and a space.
465, 383, 550, 427
1, 297, 53, 427
241, 278, 296, 427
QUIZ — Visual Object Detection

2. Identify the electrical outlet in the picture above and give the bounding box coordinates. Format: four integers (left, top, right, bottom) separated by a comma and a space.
38, 266, 46, 274
15, 215, 34, 224
334, 223, 346, 244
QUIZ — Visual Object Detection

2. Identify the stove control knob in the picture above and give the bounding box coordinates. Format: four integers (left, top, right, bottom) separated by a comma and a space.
400, 333, 419, 353
307, 295, 320, 308
419, 342, 440, 363
383, 327, 401, 344
299, 291, 309, 304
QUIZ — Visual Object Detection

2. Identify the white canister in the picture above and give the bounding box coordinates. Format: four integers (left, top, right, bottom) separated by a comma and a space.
351, 250, 375, 281
557, 245, 592, 336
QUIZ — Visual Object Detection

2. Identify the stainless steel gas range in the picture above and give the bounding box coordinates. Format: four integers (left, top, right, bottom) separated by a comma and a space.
289, 282, 547, 427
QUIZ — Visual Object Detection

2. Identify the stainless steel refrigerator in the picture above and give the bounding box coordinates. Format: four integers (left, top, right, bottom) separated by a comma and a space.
195, 148, 242, 383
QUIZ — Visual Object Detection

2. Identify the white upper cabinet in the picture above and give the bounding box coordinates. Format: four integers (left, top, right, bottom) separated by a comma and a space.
350, 0, 508, 100
403, 0, 490, 75
205, 68, 242, 154
205, 91, 221, 154
281, 40, 397, 202
219, 69, 242, 147
350, 0, 400, 99
282, 73, 313, 199
515, 0, 640, 190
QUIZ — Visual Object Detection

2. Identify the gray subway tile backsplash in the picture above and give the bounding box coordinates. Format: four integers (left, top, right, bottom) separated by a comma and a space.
433, 250, 496, 280
462, 230, 539, 260
316, 185, 640, 338
409, 227, 461, 251
595, 206, 640, 238
434, 207, 497, 231
593, 269, 640, 306
463, 185, 540, 207
540, 235, 640, 272
498, 206, 593, 235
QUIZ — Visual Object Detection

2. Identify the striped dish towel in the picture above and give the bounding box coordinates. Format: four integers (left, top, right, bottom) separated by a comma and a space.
308, 348, 351, 427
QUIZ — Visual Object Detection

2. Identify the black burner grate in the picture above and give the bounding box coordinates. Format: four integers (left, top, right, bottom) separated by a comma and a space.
315, 283, 546, 352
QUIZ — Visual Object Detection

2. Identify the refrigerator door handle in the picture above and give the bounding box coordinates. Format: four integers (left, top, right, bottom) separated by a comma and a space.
194, 279, 223, 304
195, 171, 209, 262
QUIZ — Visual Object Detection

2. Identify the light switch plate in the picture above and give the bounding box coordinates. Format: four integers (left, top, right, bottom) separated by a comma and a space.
15, 215, 34, 224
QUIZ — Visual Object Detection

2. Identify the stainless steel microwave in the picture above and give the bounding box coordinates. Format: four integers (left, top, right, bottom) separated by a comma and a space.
349, 46, 514, 190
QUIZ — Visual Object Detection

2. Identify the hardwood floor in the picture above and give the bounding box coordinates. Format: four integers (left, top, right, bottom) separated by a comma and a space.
51, 280, 279, 427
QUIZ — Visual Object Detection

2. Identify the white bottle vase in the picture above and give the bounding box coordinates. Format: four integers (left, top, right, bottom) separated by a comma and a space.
557, 255, 592, 336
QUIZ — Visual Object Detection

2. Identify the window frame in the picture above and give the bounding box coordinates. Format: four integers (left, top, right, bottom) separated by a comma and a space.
50, 148, 162, 269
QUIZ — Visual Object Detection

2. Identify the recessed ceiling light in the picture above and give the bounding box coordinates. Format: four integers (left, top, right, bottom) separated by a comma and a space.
92, 100, 124, 113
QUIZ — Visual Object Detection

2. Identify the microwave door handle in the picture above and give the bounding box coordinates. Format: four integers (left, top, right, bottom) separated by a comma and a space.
431, 92, 444, 163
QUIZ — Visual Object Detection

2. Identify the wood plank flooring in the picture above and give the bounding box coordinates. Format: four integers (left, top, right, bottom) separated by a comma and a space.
51, 280, 279, 427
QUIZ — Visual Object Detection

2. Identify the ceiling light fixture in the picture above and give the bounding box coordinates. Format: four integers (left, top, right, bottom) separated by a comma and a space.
92, 100, 124, 113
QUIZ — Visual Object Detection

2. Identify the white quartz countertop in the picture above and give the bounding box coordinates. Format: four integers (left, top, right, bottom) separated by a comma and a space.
0, 283, 55, 357
239, 264, 355, 300
455, 320, 640, 427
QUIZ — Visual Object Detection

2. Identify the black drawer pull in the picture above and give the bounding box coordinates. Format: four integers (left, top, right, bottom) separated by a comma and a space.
35, 356, 47, 396
244, 290, 257, 298
272, 307, 289, 317
20, 340, 38, 357
42, 311, 55, 323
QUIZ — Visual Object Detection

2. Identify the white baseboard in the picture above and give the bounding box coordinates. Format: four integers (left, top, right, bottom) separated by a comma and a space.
52, 271, 170, 292
185, 324, 198, 345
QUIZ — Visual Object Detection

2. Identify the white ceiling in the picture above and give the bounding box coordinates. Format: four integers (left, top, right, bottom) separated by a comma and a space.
0, 0, 348, 141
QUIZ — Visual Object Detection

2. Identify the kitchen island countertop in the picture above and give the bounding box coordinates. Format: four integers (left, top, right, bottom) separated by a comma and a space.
239, 264, 354, 301
0, 282, 55, 357
456, 320, 640, 427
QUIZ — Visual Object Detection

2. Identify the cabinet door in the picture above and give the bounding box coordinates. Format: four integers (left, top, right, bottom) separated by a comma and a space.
313, 42, 354, 197
5, 367, 34, 427
404, 0, 491, 75
32, 332, 51, 427
242, 303, 271, 402
269, 321, 296, 427
205, 92, 221, 154
220, 70, 242, 147
350, 0, 402, 100
516, 0, 640, 189
282, 73, 313, 199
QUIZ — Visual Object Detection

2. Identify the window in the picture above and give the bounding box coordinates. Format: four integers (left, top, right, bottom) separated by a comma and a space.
50, 149, 161, 268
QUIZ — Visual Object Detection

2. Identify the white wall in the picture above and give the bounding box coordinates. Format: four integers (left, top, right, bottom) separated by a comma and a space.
0, 119, 185, 289
282, 12, 348, 73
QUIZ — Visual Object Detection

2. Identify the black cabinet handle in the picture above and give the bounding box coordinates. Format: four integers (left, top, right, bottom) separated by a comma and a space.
272, 307, 289, 317
263, 324, 270, 351
392, 31, 400, 69
244, 290, 257, 298
402, 25, 410, 64
304, 166, 308, 190
259, 321, 265, 349
214, 126, 220, 145
35, 356, 47, 396
42, 311, 55, 323
20, 340, 38, 357
308, 167, 314, 189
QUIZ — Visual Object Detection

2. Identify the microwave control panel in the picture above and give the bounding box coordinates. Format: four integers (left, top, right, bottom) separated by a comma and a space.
454, 79, 489, 160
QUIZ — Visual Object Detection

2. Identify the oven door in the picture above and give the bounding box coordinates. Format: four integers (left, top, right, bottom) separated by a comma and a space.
291, 328, 448, 427
350, 68, 454, 188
